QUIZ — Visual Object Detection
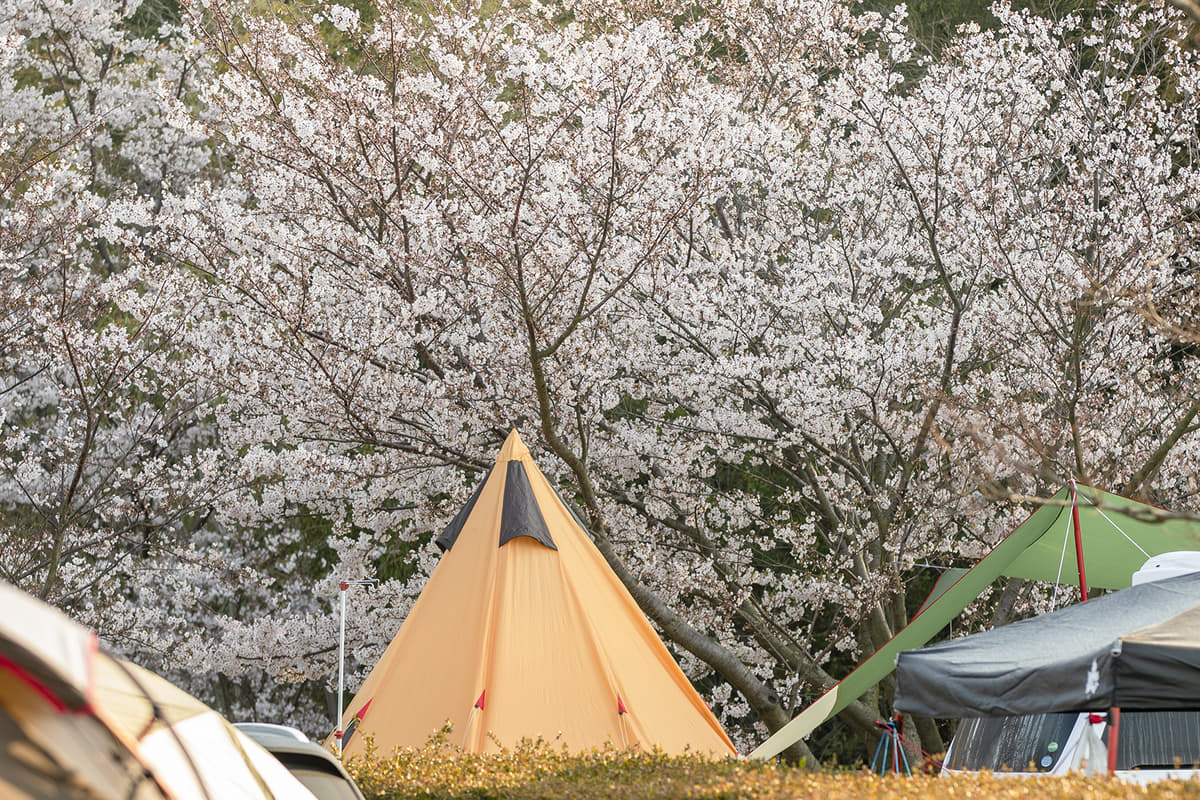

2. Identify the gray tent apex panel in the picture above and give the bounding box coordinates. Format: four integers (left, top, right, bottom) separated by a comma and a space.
499, 462, 557, 550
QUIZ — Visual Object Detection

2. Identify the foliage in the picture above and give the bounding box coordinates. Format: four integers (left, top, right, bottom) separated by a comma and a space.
0, 0, 225, 629
345, 740, 1200, 800
161, 0, 1200, 758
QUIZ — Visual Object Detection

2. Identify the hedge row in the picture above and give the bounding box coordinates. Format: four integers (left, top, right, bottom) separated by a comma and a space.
344, 736, 1200, 800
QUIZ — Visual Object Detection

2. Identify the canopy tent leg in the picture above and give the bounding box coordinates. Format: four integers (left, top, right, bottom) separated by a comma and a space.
1107, 707, 1120, 776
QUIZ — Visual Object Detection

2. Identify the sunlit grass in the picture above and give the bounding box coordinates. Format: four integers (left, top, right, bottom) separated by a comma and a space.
345, 730, 1200, 800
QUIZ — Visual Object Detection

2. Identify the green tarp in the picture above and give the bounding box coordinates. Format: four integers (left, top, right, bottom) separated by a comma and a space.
748, 484, 1200, 760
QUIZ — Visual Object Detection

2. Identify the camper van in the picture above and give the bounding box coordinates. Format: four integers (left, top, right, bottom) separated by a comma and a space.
941, 552, 1200, 783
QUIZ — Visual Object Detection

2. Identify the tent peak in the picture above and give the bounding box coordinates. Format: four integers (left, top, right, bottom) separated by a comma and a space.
497, 429, 530, 463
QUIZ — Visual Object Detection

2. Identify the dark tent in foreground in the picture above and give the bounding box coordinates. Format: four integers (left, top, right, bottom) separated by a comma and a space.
894, 571, 1200, 719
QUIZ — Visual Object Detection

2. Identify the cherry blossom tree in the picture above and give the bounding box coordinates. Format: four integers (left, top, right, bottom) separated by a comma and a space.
0, 0, 235, 660
651, 0, 1200, 752
155, 0, 850, 755
6, 0, 1200, 761
149, 0, 1200, 757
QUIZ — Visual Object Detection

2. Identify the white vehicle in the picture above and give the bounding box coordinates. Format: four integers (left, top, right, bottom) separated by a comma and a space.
235, 723, 366, 800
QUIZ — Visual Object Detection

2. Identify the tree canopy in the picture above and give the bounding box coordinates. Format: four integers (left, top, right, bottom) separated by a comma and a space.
2, 0, 1199, 762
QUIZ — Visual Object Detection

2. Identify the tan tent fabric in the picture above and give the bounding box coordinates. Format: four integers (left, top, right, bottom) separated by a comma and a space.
93, 659, 319, 800
336, 430, 737, 757
0, 581, 99, 710
1, 579, 316, 800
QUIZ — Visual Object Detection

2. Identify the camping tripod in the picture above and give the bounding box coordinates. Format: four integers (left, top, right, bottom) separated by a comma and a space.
870, 718, 912, 775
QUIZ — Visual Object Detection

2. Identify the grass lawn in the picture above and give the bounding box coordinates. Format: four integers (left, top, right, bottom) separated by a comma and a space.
345, 739, 1200, 800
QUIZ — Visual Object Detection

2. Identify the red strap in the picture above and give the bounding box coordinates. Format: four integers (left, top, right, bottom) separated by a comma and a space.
0, 653, 68, 712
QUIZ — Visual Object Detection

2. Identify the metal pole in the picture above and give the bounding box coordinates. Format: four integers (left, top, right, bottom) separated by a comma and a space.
333, 578, 376, 758
871, 732, 886, 774
1070, 480, 1090, 602
336, 580, 348, 756
1107, 707, 1121, 776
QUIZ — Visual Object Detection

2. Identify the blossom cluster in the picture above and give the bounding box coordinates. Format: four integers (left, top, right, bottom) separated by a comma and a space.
2, 0, 1199, 757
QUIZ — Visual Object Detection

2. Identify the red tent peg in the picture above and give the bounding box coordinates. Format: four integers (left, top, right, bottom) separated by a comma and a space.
617, 695, 628, 715
474, 690, 486, 710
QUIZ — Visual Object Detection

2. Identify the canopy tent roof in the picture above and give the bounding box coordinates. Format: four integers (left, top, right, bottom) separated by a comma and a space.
894, 571, 1200, 718
1002, 487, 1200, 587
749, 484, 1200, 760
334, 430, 737, 757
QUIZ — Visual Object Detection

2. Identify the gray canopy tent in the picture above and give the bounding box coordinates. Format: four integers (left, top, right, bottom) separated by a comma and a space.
749, 483, 1200, 761
894, 571, 1200, 773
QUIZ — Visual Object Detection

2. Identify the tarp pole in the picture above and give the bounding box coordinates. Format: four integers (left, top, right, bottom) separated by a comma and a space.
1107, 707, 1120, 776
1070, 480, 1089, 602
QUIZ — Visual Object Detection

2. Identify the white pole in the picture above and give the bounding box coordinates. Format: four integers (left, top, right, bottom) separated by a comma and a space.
333, 578, 376, 759
336, 580, 348, 756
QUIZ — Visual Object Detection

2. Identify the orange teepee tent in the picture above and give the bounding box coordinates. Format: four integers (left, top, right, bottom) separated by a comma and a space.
334, 430, 736, 757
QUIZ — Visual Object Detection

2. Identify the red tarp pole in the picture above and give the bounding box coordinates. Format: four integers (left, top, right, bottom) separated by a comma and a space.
1107, 707, 1121, 776
1070, 480, 1089, 602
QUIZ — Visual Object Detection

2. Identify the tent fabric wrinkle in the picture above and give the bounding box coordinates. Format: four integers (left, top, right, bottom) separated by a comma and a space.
333, 429, 736, 757
894, 571, 1200, 719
